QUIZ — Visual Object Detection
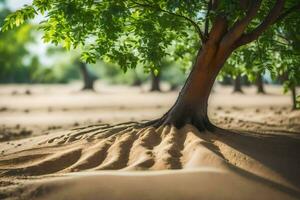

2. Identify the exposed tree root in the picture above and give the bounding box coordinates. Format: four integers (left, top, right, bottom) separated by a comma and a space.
139, 111, 217, 133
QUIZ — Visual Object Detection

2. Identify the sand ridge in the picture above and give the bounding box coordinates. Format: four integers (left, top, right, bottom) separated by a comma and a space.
0, 124, 227, 175
0, 122, 300, 199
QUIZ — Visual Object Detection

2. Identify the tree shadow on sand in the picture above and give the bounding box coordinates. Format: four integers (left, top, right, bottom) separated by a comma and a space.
0, 121, 300, 199
211, 126, 300, 198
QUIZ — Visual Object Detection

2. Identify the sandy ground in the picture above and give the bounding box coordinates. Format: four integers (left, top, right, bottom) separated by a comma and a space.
0, 82, 299, 200
0, 82, 298, 139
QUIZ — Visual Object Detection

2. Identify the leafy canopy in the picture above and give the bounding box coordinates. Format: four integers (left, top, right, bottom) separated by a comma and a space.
1, 0, 300, 79
222, 3, 300, 90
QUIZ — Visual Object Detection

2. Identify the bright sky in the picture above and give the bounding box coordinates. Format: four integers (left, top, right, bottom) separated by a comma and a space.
6, 0, 32, 10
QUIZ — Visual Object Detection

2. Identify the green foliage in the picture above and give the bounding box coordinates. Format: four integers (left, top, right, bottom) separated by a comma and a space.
1, 0, 204, 73
220, 1, 300, 91
160, 61, 187, 88
0, 22, 35, 82
96, 61, 147, 85
30, 63, 80, 83
275, 7, 300, 93
2, 0, 300, 91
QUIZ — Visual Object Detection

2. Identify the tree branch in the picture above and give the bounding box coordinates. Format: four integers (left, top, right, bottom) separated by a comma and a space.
235, 0, 285, 47
220, 0, 262, 49
208, 16, 228, 42
268, 38, 289, 46
274, 2, 300, 23
204, 0, 212, 38
129, 0, 205, 43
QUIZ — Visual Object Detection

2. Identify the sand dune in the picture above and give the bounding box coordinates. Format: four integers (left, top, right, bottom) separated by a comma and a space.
0, 124, 225, 173
0, 123, 300, 199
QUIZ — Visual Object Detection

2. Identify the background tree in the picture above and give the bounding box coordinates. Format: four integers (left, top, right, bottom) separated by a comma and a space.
150, 69, 161, 92
78, 61, 97, 91
3, 0, 300, 130
221, 52, 246, 93
0, 2, 36, 83
256, 74, 266, 94
276, 7, 300, 110
233, 74, 243, 93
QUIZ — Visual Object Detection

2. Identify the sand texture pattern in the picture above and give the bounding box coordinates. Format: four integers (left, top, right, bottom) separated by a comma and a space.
0, 122, 300, 200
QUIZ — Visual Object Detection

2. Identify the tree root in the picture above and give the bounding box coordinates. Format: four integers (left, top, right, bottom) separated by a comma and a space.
139, 113, 217, 133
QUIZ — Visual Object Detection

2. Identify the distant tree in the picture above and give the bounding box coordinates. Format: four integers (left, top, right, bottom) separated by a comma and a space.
3, 0, 300, 130
78, 61, 97, 90
290, 85, 298, 110
233, 74, 243, 93
150, 70, 161, 92
256, 74, 266, 94
0, 3, 35, 83
268, 5, 300, 109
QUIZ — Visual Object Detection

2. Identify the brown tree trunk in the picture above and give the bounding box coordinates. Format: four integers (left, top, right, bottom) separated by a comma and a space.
154, 51, 221, 131
150, 70, 161, 92
79, 62, 95, 90
256, 74, 265, 94
147, 17, 231, 131
146, 0, 285, 131
233, 75, 243, 93
291, 85, 297, 110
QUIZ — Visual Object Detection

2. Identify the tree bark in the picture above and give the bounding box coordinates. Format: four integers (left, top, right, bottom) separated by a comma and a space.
147, 16, 231, 131
150, 70, 161, 92
256, 74, 265, 94
153, 50, 221, 131
79, 62, 95, 91
233, 75, 243, 93
291, 85, 297, 110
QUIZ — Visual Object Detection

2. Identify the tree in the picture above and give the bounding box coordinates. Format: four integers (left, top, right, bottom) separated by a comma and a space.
150, 70, 161, 92
279, 23, 300, 110
256, 74, 266, 94
3, 0, 300, 130
266, 4, 300, 110
78, 61, 97, 90
290, 85, 298, 110
233, 74, 243, 93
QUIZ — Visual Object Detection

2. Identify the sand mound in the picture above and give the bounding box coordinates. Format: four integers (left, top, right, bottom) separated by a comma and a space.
0, 123, 225, 175
0, 123, 300, 199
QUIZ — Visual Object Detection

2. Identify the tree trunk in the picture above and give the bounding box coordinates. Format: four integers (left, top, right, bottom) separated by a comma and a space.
256, 74, 265, 94
79, 62, 94, 90
147, 17, 231, 131
233, 75, 243, 93
154, 51, 221, 131
150, 48, 228, 130
291, 85, 297, 110
145, 5, 284, 130
150, 70, 161, 92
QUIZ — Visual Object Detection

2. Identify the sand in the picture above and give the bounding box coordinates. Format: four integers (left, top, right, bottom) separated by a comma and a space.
0, 82, 296, 139
0, 83, 300, 200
